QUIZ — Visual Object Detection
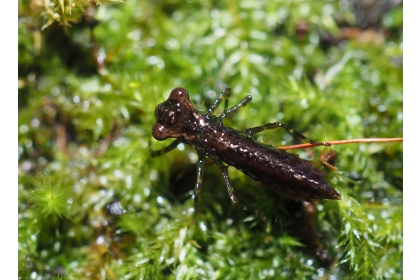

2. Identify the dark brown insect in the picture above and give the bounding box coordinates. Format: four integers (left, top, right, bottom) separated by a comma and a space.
151, 87, 341, 218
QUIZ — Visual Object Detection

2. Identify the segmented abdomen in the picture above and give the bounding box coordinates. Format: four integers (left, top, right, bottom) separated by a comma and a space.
194, 123, 341, 201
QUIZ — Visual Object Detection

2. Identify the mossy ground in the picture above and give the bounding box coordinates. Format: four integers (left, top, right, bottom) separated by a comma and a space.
18, 1, 402, 279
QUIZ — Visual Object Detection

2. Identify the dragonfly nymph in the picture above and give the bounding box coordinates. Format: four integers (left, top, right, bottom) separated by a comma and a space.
151, 87, 341, 219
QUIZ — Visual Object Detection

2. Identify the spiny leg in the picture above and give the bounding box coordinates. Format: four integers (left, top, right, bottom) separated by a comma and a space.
301, 201, 333, 265
220, 95, 252, 122
207, 86, 231, 115
216, 163, 267, 224
243, 122, 330, 146
149, 139, 182, 158
192, 157, 205, 223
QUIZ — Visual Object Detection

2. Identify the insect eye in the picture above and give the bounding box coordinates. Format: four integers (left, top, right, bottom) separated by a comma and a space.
154, 100, 183, 127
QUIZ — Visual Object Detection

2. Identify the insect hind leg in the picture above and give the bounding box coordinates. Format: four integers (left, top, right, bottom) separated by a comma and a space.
243, 122, 330, 146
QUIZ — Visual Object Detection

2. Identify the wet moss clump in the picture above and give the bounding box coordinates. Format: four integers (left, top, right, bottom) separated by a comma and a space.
19, 0, 402, 279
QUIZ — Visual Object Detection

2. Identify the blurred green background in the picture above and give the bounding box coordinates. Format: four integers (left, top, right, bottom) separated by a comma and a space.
18, 0, 402, 279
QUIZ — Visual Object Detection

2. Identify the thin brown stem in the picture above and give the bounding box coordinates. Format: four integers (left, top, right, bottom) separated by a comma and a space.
279, 137, 403, 151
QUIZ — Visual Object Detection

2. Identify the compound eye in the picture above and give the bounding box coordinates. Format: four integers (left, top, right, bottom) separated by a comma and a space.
154, 100, 183, 127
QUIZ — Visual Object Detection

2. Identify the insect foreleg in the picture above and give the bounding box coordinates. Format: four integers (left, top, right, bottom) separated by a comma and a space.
217, 163, 267, 224
243, 122, 330, 146
208, 86, 232, 115
190, 157, 205, 224
150, 139, 182, 158
193, 157, 205, 209
220, 95, 252, 121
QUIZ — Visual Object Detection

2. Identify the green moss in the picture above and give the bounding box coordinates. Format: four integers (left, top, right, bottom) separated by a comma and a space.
19, 0, 402, 279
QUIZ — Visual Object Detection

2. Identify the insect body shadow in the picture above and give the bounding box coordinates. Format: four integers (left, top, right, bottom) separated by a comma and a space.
151, 87, 341, 222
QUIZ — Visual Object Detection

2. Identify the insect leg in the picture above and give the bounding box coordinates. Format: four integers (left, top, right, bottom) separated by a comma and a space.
243, 122, 330, 146
149, 139, 182, 158
220, 95, 252, 121
207, 86, 231, 115
217, 163, 267, 224
193, 157, 205, 211
301, 201, 333, 265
